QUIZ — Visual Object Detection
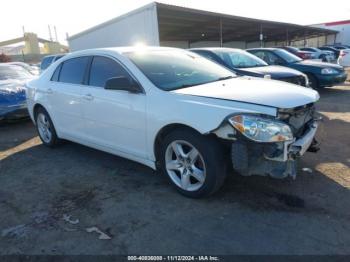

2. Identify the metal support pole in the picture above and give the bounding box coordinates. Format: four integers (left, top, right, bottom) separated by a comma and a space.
286, 29, 289, 46
48, 25, 53, 42
260, 24, 263, 47
219, 18, 223, 47
54, 26, 58, 42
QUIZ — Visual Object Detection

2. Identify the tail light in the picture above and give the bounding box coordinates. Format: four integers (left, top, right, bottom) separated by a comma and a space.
298, 53, 309, 59
339, 50, 348, 57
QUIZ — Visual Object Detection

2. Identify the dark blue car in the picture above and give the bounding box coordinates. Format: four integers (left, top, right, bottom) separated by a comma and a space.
0, 64, 34, 120
247, 48, 347, 89
190, 48, 309, 87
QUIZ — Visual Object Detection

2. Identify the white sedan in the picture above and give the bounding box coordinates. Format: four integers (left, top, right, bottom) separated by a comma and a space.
26, 47, 320, 198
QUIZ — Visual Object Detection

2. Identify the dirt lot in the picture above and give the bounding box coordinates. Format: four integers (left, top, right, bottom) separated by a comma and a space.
0, 84, 349, 255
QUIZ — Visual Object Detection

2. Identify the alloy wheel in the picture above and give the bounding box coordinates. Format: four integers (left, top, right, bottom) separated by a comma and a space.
165, 140, 206, 191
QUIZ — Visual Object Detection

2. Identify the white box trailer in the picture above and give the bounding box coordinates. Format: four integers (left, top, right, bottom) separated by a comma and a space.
68, 2, 337, 51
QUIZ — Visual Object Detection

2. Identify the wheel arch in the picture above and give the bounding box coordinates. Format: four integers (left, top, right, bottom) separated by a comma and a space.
153, 123, 205, 166
33, 103, 46, 119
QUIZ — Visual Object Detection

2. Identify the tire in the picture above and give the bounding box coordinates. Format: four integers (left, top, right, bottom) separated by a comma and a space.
35, 107, 60, 147
159, 128, 227, 198
306, 74, 319, 89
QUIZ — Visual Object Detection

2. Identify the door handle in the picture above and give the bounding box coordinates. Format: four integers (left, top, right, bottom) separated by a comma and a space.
83, 93, 94, 101
47, 88, 53, 94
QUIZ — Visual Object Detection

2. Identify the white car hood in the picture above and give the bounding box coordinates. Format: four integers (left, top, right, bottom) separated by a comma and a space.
173, 77, 319, 109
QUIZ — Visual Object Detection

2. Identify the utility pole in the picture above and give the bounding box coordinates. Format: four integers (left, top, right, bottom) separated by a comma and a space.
48, 25, 53, 41
54, 26, 58, 42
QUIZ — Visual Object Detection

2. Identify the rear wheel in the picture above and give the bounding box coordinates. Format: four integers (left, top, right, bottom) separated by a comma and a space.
159, 128, 227, 198
35, 108, 60, 147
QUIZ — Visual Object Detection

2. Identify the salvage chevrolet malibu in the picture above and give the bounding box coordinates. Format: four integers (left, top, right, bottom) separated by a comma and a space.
26, 47, 320, 198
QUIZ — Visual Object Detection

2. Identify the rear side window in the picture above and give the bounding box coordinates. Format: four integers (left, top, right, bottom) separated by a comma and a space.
51, 64, 61, 81
59, 57, 89, 84
193, 50, 222, 64
41, 56, 54, 70
88, 56, 130, 87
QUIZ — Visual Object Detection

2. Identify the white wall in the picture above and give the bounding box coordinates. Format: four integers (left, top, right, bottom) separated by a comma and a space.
313, 22, 350, 46
69, 4, 159, 51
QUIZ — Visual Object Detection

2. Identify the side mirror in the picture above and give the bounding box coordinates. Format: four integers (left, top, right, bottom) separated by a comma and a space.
104, 76, 141, 93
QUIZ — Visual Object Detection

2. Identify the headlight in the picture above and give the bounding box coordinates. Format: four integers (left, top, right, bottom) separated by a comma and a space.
302, 74, 309, 87
321, 68, 338, 74
229, 114, 293, 143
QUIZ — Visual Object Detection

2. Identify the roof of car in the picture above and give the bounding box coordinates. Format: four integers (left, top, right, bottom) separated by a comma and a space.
246, 48, 279, 51
189, 47, 242, 52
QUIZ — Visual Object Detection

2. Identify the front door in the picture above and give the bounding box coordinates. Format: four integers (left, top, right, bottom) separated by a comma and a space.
80, 56, 147, 158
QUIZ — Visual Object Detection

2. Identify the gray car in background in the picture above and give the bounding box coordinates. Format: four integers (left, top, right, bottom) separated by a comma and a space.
300, 47, 335, 62
40, 54, 66, 72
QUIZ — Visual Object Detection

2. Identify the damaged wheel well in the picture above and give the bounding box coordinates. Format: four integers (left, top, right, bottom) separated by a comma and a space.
153, 123, 228, 168
33, 103, 45, 118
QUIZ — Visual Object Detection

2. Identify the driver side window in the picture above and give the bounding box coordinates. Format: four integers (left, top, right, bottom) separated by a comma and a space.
265, 52, 284, 65
88, 56, 131, 88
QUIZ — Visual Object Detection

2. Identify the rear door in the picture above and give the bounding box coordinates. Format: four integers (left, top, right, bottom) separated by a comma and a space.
48, 56, 90, 138
81, 55, 147, 158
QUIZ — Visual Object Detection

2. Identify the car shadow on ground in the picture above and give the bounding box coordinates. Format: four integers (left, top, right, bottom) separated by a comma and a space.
0, 119, 36, 152
0, 114, 348, 218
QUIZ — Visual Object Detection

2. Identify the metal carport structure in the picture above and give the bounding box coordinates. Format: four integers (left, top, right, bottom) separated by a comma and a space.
68, 2, 338, 51
156, 3, 337, 48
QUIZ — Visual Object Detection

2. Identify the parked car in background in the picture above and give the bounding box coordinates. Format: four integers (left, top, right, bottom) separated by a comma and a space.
27, 47, 320, 198
8, 62, 39, 75
247, 48, 347, 89
190, 48, 309, 87
40, 54, 66, 72
0, 64, 34, 120
319, 46, 341, 58
338, 49, 350, 67
299, 47, 335, 62
278, 46, 315, 60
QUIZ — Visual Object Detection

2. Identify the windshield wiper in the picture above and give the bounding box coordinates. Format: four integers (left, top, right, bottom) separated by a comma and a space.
216, 75, 234, 81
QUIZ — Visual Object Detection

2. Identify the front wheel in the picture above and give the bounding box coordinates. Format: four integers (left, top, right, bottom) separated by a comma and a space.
35, 108, 60, 147
160, 128, 227, 198
306, 74, 319, 89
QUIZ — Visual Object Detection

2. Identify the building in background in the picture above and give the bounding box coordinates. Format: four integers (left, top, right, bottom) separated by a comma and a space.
68, 2, 337, 51
0, 33, 68, 63
312, 20, 350, 46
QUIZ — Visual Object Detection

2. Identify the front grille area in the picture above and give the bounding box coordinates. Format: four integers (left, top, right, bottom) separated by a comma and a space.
280, 75, 306, 87
277, 103, 315, 138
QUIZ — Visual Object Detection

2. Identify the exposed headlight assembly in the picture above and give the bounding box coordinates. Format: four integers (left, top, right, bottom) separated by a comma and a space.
302, 74, 310, 87
229, 114, 293, 143
321, 68, 338, 74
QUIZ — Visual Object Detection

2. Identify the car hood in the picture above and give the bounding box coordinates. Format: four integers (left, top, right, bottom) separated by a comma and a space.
0, 79, 27, 93
172, 77, 319, 109
238, 65, 302, 79
295, 60, 343, 69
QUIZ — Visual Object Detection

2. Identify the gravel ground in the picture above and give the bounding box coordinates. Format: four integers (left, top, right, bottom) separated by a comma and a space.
0, 84, 349, 255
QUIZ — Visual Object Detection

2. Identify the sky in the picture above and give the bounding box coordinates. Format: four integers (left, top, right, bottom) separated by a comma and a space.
1, 0, 350, 45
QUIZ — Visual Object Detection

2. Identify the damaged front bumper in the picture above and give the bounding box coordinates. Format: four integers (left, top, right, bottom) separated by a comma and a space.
229, 121, 319, 179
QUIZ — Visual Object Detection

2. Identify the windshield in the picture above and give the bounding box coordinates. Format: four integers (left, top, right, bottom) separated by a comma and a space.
0, 65, 32, 80
275, 49, 302, 63
214, 50, 268, 68
126, 50, 235, 91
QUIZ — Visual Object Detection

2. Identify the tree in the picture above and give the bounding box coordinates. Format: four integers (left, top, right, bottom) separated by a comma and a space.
0, 53, 11, 62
